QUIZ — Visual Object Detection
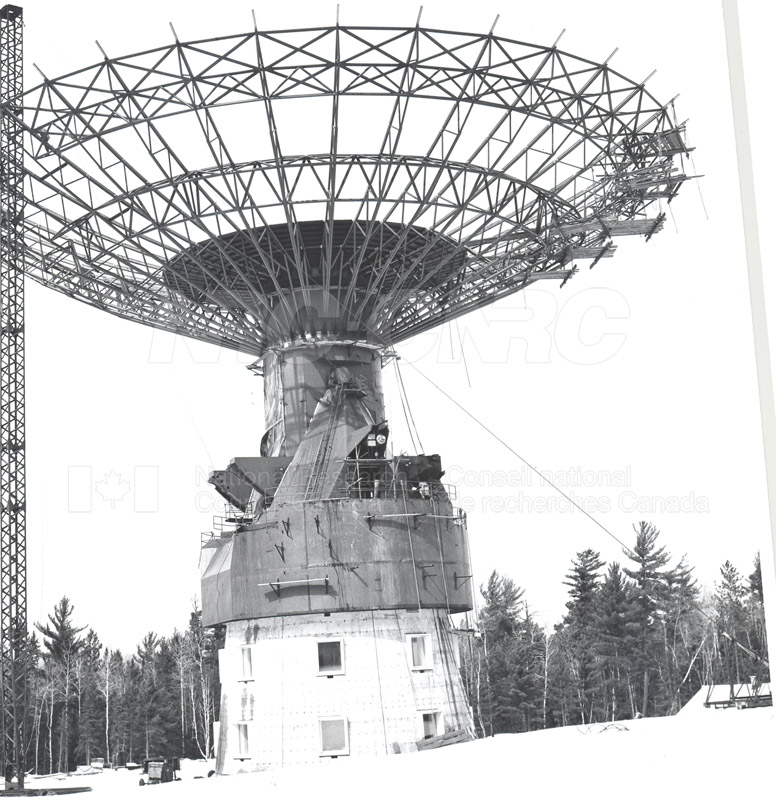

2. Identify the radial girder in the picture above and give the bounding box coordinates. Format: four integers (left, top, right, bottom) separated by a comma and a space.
18, 25, 689, 354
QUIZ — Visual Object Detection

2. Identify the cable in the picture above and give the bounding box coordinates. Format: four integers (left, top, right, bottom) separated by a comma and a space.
689, 151, 709, 222
393, 358, 425, 453
405, 360, 634, 555
170, 362, 216, 466
454, 318, 471, 388
397, 358, 425, 452
405, 359, 770, 669
393, 360, 419, 453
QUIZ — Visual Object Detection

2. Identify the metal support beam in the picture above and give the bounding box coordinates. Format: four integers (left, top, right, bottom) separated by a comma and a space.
0, 3, 26, 791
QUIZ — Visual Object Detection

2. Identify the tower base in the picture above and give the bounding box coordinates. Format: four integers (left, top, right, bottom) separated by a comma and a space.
215, 608, 473, 772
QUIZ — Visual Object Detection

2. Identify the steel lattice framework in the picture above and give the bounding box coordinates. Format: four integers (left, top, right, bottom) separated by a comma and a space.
18, 24, 690, 354
0, 3, 26, 789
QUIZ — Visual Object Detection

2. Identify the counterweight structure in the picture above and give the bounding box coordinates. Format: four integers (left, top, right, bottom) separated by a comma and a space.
0, 3, 26, 789
13, 23, 691, 770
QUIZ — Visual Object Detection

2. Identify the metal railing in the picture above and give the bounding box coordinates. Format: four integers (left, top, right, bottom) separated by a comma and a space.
266, 478, 458, 505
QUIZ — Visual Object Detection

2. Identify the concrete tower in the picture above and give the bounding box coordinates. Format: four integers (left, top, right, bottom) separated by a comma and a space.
202, 324, 475, 771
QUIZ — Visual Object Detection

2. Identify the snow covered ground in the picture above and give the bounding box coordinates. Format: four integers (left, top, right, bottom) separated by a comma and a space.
27, 704, 775, 798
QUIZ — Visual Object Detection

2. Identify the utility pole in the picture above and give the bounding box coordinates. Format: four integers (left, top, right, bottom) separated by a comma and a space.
0, 4, 26, 791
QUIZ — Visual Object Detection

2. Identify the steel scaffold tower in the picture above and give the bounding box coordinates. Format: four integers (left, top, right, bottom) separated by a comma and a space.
0, 4, 26, 790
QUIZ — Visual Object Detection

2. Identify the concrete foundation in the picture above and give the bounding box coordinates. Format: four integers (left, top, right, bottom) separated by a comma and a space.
216, 608, 472, 772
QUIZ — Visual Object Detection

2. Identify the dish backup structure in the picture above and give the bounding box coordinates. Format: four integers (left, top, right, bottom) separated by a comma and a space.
10, 19, 692, 772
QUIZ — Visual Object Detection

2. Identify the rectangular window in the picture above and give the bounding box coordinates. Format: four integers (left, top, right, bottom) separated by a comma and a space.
407, 634, 432, 670
422, 712, 441, 740
236, 722, 250, 758
240, 646, 253, 681
319, 717, 349, 756
317, 640, 344, 675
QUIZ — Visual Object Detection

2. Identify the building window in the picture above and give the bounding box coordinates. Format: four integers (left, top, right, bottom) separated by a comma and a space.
317, 639, 344, 675
236, 722, 250, 758
407, 634, 432, 670
421, 711, 441, 740
319, 717, 349, 756
240, 646, 253, 681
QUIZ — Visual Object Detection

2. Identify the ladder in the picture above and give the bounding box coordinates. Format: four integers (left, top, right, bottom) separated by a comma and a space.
304, 386, 343, 500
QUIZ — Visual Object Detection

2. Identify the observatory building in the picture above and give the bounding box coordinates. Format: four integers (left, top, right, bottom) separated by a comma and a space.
13, 21, 691, 772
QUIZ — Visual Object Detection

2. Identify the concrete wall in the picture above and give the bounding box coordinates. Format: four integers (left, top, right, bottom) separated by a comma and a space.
216, 608, 472, 772
201, 495, 473, 625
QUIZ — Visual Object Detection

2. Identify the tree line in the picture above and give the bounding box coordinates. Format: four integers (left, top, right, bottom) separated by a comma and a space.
460, 521, 770, 735
14, 519, 770, 772
18, 602, 222, 775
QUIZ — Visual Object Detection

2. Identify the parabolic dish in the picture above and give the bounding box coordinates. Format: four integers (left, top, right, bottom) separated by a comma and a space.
19, 25, 690, 354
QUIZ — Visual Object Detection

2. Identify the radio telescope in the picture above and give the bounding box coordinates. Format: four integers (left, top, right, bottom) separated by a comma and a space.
16, 23, 691, 770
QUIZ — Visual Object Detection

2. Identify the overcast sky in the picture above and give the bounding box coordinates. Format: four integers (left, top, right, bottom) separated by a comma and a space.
17, 0, 776, 652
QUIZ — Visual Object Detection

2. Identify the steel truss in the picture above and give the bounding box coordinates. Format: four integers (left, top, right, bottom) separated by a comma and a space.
0, 3, 26, 789
18, 24, 691, 354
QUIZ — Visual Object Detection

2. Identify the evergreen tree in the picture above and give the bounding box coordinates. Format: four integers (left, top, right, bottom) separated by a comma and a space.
136, 633, 164, 758
74, 629, 104, 765
543, 626, 575, 727
659, 555, 702, 714
23, 604, 227, 772
560, 549, 604, 723
461, 571, 546, 735
591, 563, 639, 720
25, 632, 46, 774
480, 571, 524, 638
154, 638, 185, 756
96, 648, 125, 766
748, 552, 764, 605
622, 522, 672, 717
744, 553, 769, 682
478, 571, 523, 735
714, 560, 750, 686
35, 598, 86, 772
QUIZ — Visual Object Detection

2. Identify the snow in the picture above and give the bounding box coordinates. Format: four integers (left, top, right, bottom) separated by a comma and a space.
24, 706, 775, 798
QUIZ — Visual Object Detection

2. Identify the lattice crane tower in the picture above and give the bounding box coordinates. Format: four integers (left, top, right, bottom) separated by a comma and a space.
13, 19, 691, 771
0, 3, 26, 790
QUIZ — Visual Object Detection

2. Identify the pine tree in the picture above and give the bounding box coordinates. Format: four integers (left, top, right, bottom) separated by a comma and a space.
480, 571, 524, 638
25, 633, 46, 774
122, 656, 143, 763
659, 555, 702, 713
748, 552, 764, 604
95, 648, 124, 766
560, 549, 605, 723
462, 571, 547, 735
74, 629, 104, 765
35, 598, 86, 772
136, 633, 164, 758
544, 626, 576, 727
623, 522, 672, 717
591, 563, 639, 720
714, 560, 751, 686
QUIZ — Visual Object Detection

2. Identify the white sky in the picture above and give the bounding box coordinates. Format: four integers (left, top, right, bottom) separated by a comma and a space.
18, 0, 776, 651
